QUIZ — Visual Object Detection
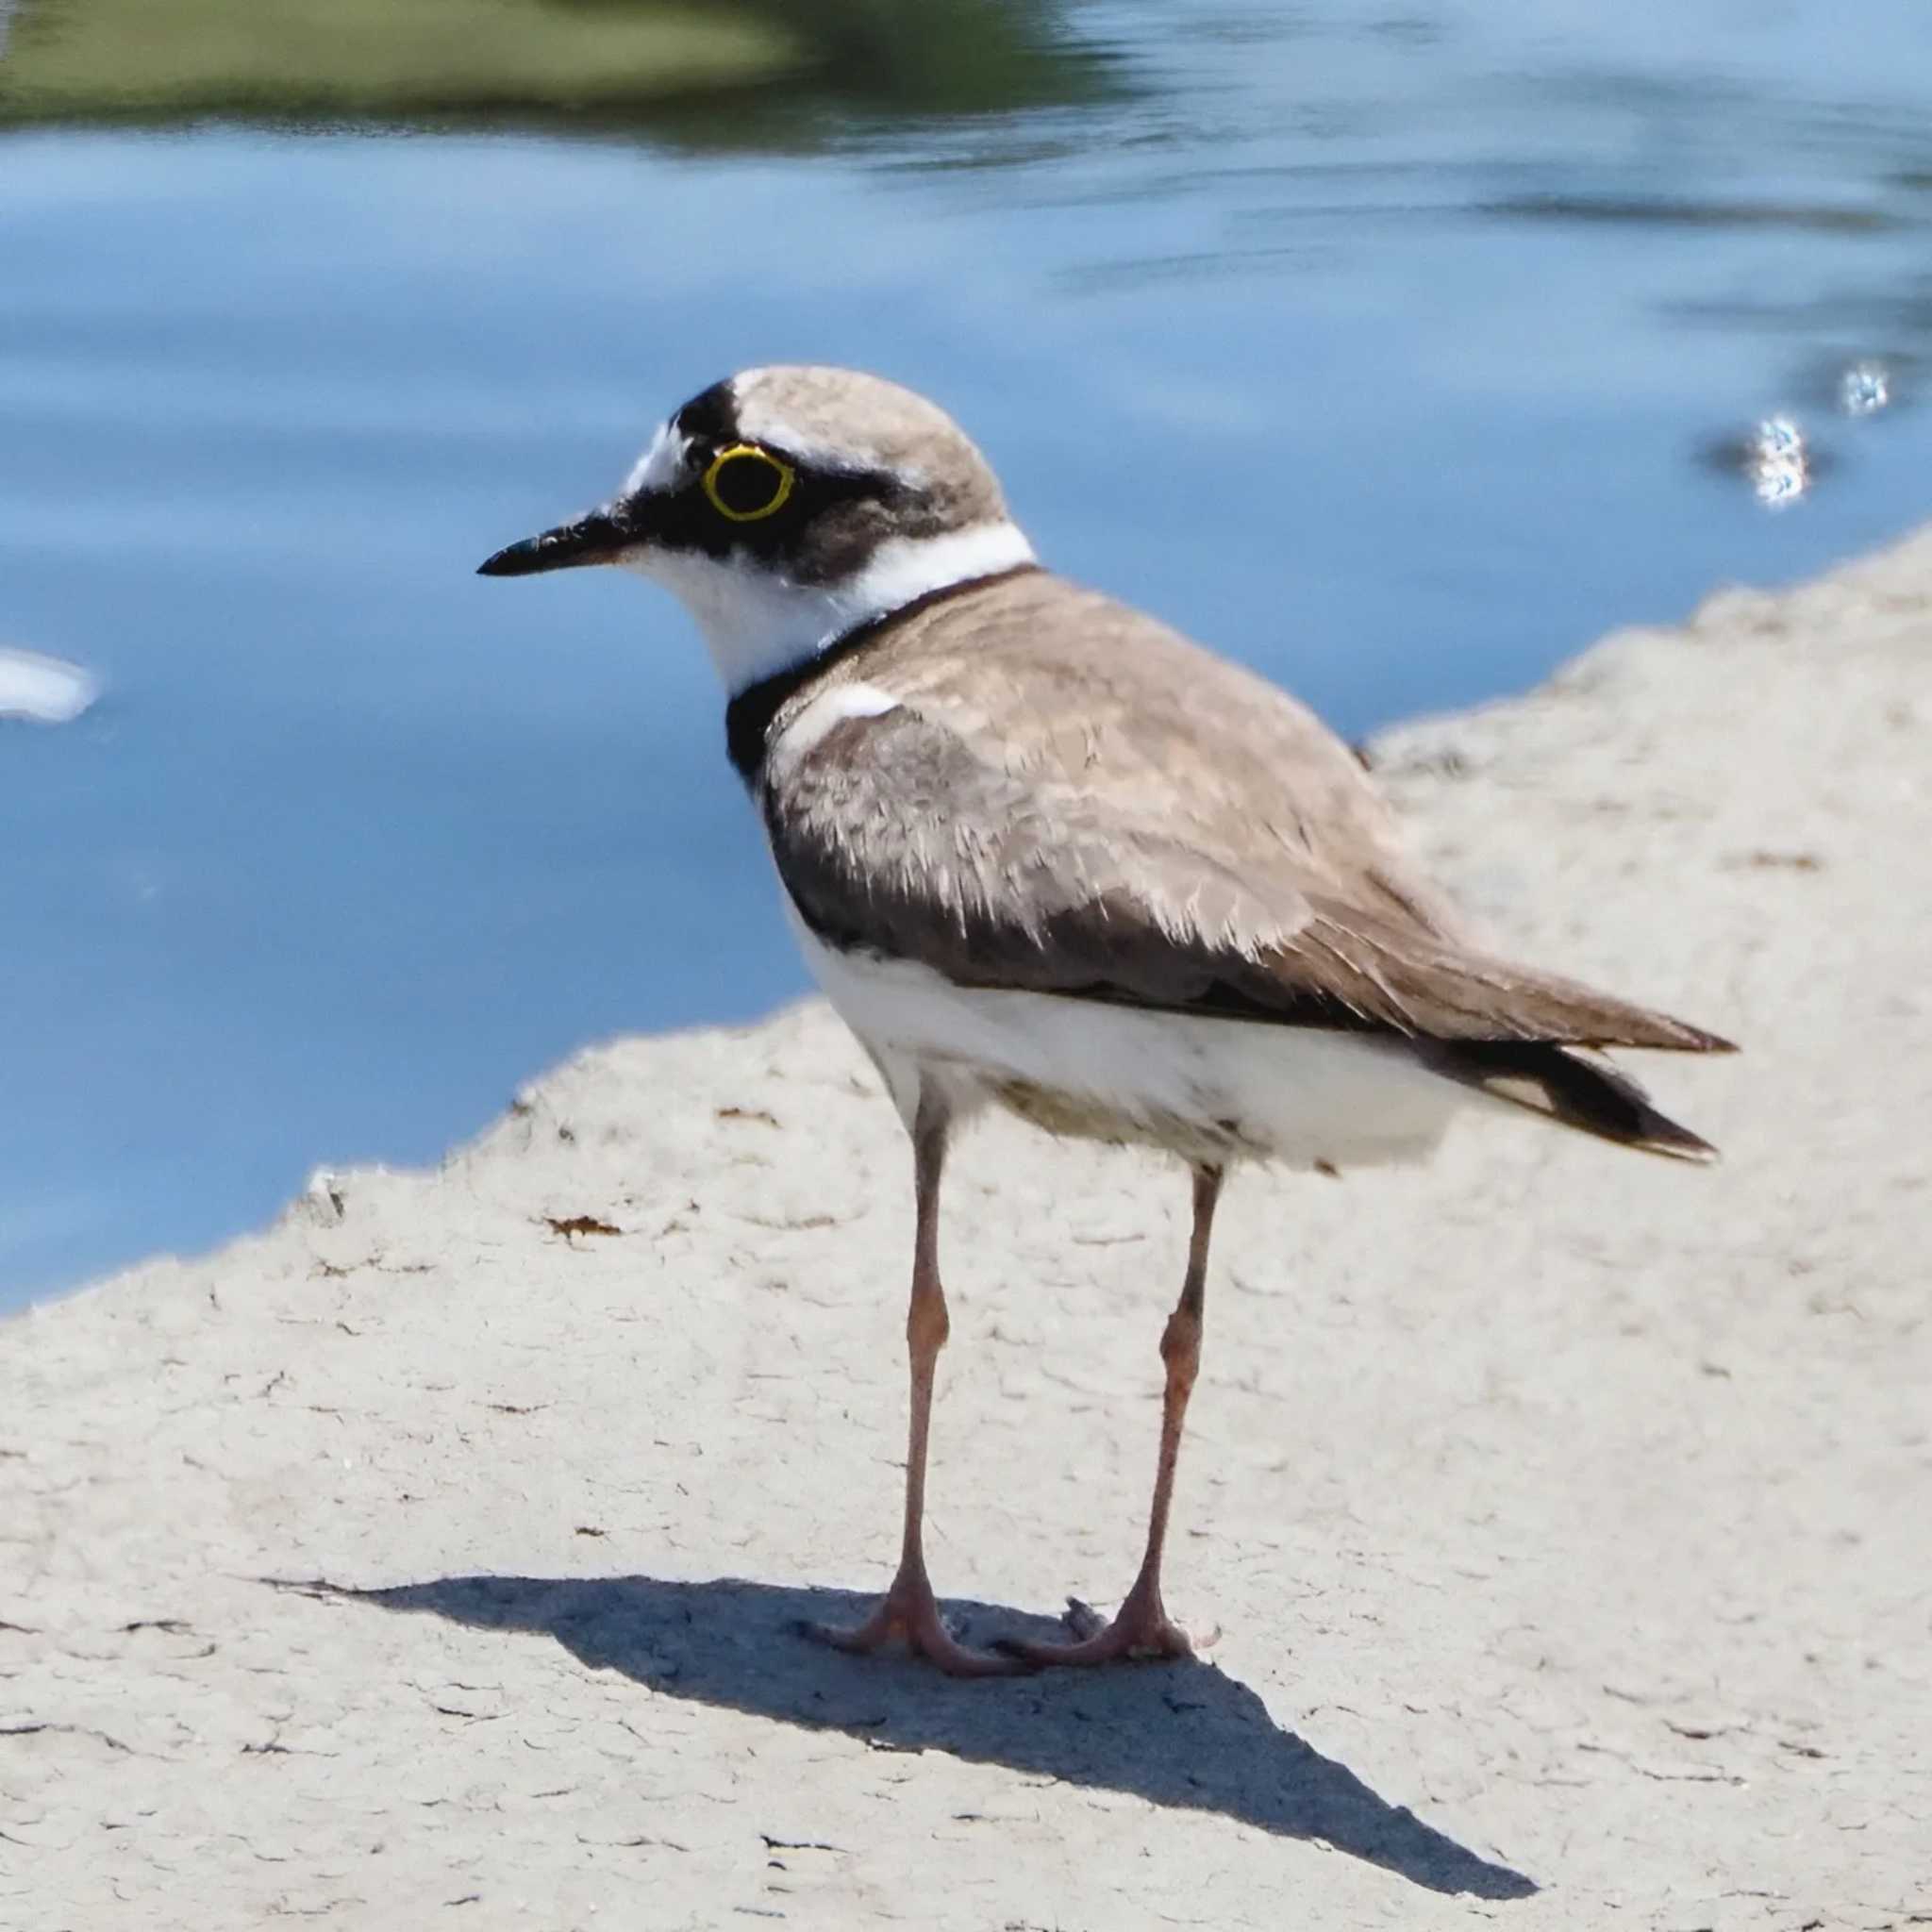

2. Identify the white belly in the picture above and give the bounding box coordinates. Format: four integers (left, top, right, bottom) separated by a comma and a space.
790, 914, 1465, 1171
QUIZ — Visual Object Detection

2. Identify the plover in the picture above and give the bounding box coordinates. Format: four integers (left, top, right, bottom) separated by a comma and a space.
480, 366, 1733, 1676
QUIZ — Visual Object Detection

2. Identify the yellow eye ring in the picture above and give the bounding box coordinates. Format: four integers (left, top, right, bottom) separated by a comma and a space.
701, 443, 795, 523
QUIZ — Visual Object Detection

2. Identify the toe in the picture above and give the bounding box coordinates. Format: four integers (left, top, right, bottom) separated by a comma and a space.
913, 1625, 1031, 1678
995, 1600, 1194, 1669
799, 1586, 1025, 1676
1059, 1596, 1106, 1641
801, 1608, 898, 1657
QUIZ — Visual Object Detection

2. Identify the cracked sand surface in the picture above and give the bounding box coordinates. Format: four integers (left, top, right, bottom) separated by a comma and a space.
4, 533, 1930, 1928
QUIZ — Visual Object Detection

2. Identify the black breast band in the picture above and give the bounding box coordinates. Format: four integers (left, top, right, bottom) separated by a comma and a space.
722, 564, 1039, 785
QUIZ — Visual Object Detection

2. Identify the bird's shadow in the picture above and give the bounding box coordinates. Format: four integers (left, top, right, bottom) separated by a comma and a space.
287, 1572, 1535, 1900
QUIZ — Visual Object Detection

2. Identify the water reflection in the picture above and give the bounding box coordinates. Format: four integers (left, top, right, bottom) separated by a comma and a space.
4, 2, 1932, 1302
0, 0, 1124, 144
1482, 192, 1913, 235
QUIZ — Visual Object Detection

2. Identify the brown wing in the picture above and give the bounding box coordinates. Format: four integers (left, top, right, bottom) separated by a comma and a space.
759, 574, 1731, 1053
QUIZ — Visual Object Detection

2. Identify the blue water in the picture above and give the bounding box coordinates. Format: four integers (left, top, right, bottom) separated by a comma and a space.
4, 0, 1931, 1304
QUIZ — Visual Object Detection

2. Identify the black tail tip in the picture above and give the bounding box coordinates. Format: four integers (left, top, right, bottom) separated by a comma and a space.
1632, 1115, 1721, 1164
1436, 1041, 1723, 1163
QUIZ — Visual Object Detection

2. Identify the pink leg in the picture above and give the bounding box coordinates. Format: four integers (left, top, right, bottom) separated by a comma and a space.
1001, 1164, 1224, 1668
805, 1101, 1021, 1677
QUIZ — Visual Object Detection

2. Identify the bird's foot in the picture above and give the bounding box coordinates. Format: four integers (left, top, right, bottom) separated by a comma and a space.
996, 1581, 1201, 1668
802, 1561, 1024, 1678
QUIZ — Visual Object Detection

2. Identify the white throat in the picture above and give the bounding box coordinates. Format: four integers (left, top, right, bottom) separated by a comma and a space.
629, 520, 1036, 693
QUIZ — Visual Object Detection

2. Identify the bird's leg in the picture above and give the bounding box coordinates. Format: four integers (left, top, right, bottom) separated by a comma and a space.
804, 1097, 1020, 1677
1001, 1163, 1224, 1668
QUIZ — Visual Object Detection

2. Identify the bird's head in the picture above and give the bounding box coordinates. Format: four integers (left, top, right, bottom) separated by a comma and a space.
478, 366, 1036, 691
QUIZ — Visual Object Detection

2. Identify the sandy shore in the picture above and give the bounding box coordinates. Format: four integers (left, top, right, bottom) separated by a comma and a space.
6, 530, 1929, 1929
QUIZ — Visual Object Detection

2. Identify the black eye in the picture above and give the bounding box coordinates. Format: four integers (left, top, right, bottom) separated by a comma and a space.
702, 443, 795, 523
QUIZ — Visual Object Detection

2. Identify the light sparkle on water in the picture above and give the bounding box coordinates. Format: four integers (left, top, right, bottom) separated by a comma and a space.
1748, 415, 1810, 508
1839, 360, 1890, 418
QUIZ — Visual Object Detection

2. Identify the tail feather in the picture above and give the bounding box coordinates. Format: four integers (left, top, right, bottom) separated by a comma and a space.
1424, 1040, 1720, 1163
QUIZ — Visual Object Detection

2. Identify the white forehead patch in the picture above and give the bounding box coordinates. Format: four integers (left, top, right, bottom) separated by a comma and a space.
729, 407, 871, 475
731, 379, 925, 479
623, 421, 690, 497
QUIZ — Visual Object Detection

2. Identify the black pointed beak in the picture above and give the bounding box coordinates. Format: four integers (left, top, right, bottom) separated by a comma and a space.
476, 508, 633, 577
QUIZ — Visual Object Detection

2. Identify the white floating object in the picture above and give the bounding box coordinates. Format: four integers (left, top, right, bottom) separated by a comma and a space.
0, 647, 101, 724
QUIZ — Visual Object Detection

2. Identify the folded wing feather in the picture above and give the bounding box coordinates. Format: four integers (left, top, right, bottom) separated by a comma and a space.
758, 575, 1731, 1057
